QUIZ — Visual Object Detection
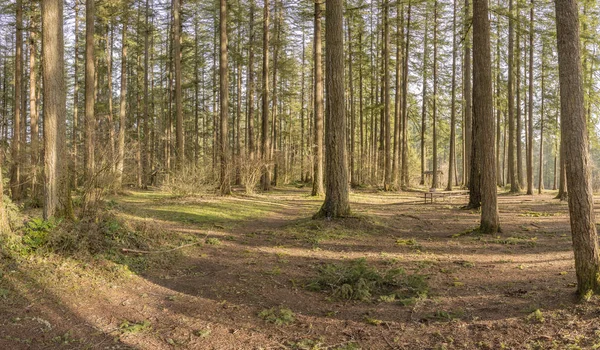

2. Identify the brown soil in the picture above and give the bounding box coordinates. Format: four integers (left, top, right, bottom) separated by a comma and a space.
2, 188, 600, 349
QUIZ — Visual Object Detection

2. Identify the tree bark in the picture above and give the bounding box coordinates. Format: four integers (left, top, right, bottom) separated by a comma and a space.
555, 0, 600, 298
311, 1, 324, 196
432, 0, 439, 189
219, 0, 231, 195
247, 0, 256, 161
446, 0, 457, 191
42, 0, 74, 219
261, 0, 271, 191
526, 0, 534, 195
538, 46, 545, 194
508, 0, 518, 192
400, 2, 411, 189
420, 14, 428, 186
315, 0, 350, 218
11, 0, 23, 201
383, 0, 391, 190
117, 8, 128, 189
473, 0, 499, 233
463, 0, 472, 188
84, 0, 95, 183
174, 0, 183, 168
29, 9, 40, 200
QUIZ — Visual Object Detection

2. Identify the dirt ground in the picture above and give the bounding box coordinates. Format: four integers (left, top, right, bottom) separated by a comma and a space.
2, 187, 600, 349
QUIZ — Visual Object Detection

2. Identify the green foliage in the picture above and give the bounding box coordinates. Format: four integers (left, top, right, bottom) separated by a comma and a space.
423, 310, 464, 322
527, 309, 545, 323
193, 328, 211, 338
307, 258, 428, 303
119, 320, 152, 334
258, 307, 296, 325
490, 236, 538, 246
364, 316, 383, 326
22, 218, 58, 253
205, 237, 222, 245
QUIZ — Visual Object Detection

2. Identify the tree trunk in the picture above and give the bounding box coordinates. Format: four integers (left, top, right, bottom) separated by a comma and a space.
247, 0, 256, 161
220, 0, 231, 195
107, 24, 116, 177
11, 0, 23, 201
432, 0, 439, 189
84, 0, 95, 183
348, 16, 357, 188
507, 0, 518, 192
446, 0, 457, 191
516, 3, 524, 190
261, 0, 271, 191
400, 2, 411, 189
538, 46, 545, 194
311, 1, 324, 196
142, 0, 150, 187
29, 9, 40, 200
420, 14, 428, 186
463, 0, 472, 188
555, 0, 600, 298
392, 4, 403, 190
174, 0, 183, 168
117, 9, 128, 189
473, 0, 499, 233
383, 0, 391, 190
300, 32, 306, 182
42, 0, 74, 219
73, 0, 80, 189
315, 0, 350, 218
526, 0, 534, 195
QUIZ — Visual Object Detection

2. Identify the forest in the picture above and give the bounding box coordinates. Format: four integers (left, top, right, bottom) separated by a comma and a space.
0, 0, 600, 348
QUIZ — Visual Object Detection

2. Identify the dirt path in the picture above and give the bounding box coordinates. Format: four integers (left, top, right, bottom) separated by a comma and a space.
3, 189, 600, 349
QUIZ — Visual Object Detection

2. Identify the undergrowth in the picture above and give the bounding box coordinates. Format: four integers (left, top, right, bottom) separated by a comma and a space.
0, 197, 199, 279
307, 258, 429, 304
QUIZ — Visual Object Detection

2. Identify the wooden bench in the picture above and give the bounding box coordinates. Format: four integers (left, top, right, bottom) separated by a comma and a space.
423, 190, 469, 204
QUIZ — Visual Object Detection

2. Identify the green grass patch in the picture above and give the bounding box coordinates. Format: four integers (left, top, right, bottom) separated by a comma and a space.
119, 320, 152, 334
258, 307, 296, 325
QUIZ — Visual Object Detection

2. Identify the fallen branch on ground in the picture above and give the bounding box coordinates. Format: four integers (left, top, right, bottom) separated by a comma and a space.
121, 235, 208, 254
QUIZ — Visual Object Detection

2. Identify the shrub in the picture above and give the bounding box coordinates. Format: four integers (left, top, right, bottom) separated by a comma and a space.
307, 258, 429, 303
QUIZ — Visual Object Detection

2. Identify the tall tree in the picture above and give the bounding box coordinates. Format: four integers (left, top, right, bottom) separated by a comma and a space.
446, 0, 457, 191
538, 42, 545, 194
174, 0, 183, 168
247, 0, 256, 161
41, 0, 73, 219
84, 0, 95, 182
526, 0, 534, 195
555, 0, 600, 298
73, 0, 80, 188
11, 0, 23, 200
142, 0, 151, 187
220, 0, 231, 195
392, 3, 403, 189
383, 0, 391, 190
400, 2, 411, 189
261, 0, 271, 191
432, 0, 439, 189
315, 0, 350, 218
473, 0, 499, 232
420, 11, 428, 186
29, 5, 40, 199
508, 0, 518, 192
463, 0, 472, 187
311, 1, 324, 196
117, 6, 128, 189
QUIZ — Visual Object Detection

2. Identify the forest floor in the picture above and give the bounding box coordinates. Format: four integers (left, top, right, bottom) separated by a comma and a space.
2, 186, 600, 349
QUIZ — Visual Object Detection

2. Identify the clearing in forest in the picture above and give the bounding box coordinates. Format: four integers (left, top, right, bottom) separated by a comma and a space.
1, 188, 598, 349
